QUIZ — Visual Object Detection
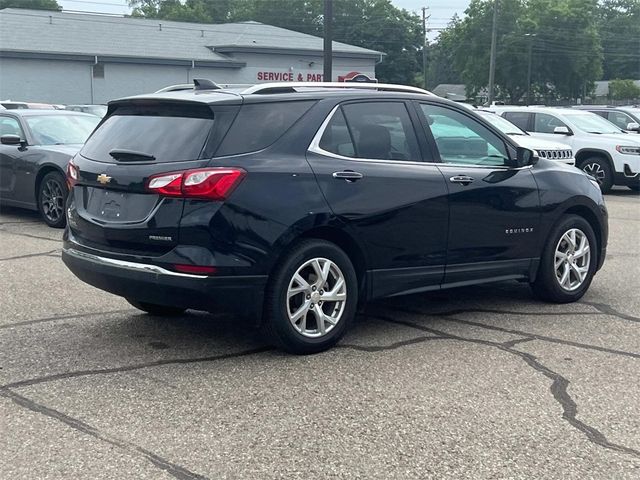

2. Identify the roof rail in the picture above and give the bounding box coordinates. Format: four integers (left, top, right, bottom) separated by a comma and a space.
240, 82, 434, 96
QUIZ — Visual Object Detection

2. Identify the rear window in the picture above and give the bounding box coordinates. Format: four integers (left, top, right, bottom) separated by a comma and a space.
80, 103, 215, 163
215, 101, 315, 156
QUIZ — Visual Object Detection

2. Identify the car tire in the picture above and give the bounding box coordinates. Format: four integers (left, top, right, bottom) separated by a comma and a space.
38, 171, 68, 228
579, 156, 613, 193
127, 299, 186, 316
531, 215, 597, 303
263, 239, 358, 354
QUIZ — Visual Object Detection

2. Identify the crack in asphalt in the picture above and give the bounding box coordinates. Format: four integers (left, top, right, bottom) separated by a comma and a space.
0, 249, 61, 262
0, 309, 136, 330
2, 347, 272, 389
339, 335, 447, 352
0, 387, 209, 480
580, 301, 640, 324
367, 313, 640, 459
501, 337, 536, 349
0, 228, 62, 243
380, 306, 640, 359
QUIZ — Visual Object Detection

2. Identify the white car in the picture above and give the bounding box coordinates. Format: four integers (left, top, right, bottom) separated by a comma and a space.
490, 106, 640, 192
476, 110, 574, 165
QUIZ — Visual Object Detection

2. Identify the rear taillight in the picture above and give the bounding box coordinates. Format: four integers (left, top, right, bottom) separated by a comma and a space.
146, 168, 245, 200
67, 160, 79, 188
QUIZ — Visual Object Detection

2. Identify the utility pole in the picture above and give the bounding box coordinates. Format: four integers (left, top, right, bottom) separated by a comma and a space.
323, 0, 333, 82
525, 33, 536, 106
487, 0, 498, 104
422, 6, 428, 90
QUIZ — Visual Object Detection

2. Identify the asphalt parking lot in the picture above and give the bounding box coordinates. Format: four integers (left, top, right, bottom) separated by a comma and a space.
1, 189, 639, 479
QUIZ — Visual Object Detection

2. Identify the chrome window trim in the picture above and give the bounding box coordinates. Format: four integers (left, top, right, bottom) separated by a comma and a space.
308, 104, 531, 171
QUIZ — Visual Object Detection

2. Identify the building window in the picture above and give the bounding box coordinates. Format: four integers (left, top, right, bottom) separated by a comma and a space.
93, 63, 104, 78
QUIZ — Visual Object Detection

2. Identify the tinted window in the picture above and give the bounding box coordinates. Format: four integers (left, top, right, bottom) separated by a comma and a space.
503, 112, 531, 131
0, 117, 24, 137
420, 104, 509, 166
216, 101, 314, 156
608, 111, 633, 129
81, 104, 214, 163
319, 109, 355, 157
341, 102, 420, 161
533, 113, 567, 133
26, 114, 99, 145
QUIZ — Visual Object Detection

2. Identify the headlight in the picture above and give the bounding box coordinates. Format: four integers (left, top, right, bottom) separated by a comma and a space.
616, 145, 640, 155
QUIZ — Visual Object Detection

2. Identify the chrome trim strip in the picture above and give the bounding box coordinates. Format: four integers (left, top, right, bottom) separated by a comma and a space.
63, 248, 209, 279
308, 105, 532, 171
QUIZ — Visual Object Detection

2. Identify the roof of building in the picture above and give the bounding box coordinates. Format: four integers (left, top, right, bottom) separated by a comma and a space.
0, 8, 383, 67
594, 80, 640, 97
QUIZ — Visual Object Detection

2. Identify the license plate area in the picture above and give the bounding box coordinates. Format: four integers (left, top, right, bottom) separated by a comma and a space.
83, 187, 159, 223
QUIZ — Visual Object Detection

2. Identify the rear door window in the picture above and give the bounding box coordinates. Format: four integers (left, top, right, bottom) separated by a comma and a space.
503, 112, 531, 131
216, 101, 315, 156
340, 102, 421, 161
80, 103, 215, 163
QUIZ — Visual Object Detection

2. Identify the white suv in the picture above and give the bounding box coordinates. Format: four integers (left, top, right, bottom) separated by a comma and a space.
491, 106, 640, 192
475, 110, 574, 165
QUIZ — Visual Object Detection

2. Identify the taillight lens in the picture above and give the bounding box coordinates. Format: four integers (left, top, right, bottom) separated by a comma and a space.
66, 160, 79, 188
146, 168, 245, 200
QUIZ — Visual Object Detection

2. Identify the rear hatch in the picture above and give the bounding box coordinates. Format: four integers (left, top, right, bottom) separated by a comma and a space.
68, 100, 238, 255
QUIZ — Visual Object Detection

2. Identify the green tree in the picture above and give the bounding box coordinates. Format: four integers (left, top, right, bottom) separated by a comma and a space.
0, 0, 60, 9
609, 78, 640, 99
434, 0, 603, 103
425, 15, 464, 88
128, 0, 423, 85
598, 0, 640, 80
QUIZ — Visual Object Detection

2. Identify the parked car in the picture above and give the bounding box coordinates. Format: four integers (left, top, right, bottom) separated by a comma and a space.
491, 106, 640, 192
0, 101, 56, 110
62, 81, 608, 354
573, 106, 640, 134
0, 110, 100, 227
475, 110, 574, 165
65, 104, 108, 118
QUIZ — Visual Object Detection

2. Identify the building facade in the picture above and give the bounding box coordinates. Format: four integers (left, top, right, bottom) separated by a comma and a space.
0, 8, 383, 104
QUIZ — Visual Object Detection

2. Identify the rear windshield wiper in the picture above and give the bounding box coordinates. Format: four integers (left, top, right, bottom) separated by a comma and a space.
109, 149, 156, 162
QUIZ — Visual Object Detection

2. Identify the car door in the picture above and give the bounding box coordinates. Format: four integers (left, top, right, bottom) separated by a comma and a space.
416, 102, 541, 285
0, 115, 26, 201
529, 112, 576, 148
306, 100, 449, 298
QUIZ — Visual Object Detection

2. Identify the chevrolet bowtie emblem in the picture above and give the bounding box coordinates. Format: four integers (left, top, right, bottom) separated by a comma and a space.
97, 173, 112, 185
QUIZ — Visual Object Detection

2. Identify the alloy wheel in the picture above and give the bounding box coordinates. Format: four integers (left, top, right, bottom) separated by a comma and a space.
41, 179, 64, 223
286, 257, 347, 338
582, 163, 606, 185
554, 228, 591, 291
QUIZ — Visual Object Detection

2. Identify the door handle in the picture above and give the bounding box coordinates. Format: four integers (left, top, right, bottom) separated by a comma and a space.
333, 170, 364, 182
449, 175, 474, 185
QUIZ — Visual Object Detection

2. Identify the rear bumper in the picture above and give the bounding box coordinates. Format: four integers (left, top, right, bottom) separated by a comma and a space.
62, 247, 267, 320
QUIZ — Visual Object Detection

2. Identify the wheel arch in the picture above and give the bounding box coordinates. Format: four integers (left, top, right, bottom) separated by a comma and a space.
268, 223, 369, 303
560, 204, 603, 268
35, 164, 66, 203
574, 148, 614, 170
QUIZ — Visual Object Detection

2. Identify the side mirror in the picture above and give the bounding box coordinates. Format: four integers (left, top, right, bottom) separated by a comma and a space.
515, 146, 538, 167
553, 126, 571, 135
0, 134, 24, 146
627, 122, 640, 132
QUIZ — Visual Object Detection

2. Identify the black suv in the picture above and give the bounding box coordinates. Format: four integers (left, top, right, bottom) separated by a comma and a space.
62, 82, 608, 354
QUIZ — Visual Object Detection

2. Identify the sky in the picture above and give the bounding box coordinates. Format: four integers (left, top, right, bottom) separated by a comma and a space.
57, 0, 472, 39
